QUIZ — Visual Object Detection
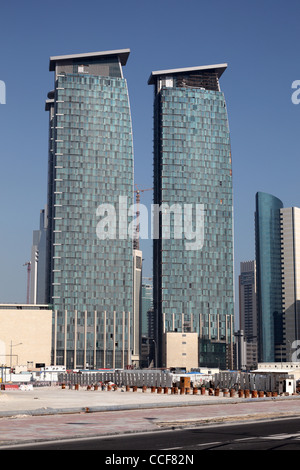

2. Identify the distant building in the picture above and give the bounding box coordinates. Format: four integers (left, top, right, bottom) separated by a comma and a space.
141, 283, 153, 337
255, 192, 300, 364
280, 207, 300, 361
255, 192, 283, 362
148, 63, 234, 369
239, 260, 258, 368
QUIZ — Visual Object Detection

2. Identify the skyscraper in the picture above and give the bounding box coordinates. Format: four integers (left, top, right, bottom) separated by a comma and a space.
255, 192, 283, 362
45, 49, 134, 369
142, 283, 153, 337
239, 260, 258, 367
280, 207, 300, 361
148, 63, 234, 368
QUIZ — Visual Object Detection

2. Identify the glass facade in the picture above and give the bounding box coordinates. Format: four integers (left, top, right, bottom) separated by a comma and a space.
149, 66, 234, 369
141, 283, 153, 337
255, 192, 283, 362
46, 50, 134, 369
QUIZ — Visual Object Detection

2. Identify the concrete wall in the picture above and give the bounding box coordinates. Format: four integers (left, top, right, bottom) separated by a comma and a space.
0, 305, 52, 368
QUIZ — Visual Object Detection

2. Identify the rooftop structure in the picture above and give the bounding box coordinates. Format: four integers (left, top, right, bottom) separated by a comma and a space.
49, 49, 130, 70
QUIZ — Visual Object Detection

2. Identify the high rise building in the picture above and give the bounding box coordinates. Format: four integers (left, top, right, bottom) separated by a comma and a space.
148, 63, 234, 369
255, 192, 283, 362
280, 207, 300, 361
255, 193, 300, 364
45, 49, 134, 369
141, 283, 153, 337
238, 260, 258, 368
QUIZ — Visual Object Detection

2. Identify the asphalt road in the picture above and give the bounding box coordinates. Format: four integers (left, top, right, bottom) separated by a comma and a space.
7, 416, 300, 451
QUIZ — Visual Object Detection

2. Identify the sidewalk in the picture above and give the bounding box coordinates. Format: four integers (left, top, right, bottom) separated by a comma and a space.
1, 386, 300, 447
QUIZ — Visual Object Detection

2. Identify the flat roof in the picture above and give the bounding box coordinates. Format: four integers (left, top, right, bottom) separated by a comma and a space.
0, 304, 51, 310
148, 63, 227, 85
49, 49, 130, 71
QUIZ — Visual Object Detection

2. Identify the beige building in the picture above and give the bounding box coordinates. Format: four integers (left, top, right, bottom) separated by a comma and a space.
162, 332, 198, 371
0, 304, 52, 369
280, 207, 300, 361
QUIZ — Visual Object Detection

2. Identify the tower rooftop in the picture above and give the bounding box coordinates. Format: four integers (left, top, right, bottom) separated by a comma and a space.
49, 49, 130, 71
148, 63, 227, 85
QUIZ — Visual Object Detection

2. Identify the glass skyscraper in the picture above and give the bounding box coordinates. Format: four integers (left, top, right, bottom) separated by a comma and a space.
148, 64, 234, 368
45, 50, 134, 369
255, 191, 283, 362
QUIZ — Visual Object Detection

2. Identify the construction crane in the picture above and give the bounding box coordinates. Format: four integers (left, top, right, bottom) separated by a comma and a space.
23, 261, 31, 304
134, 185, 153, 250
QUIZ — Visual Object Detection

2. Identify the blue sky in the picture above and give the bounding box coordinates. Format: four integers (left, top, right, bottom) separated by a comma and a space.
0, 0, 299, 314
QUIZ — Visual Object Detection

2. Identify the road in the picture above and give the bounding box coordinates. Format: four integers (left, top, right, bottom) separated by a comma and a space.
5, 416, 300, 451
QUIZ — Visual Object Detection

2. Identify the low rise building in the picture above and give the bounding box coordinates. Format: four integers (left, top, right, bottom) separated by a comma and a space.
0, 304, 52, 370
162, 332, 198, 371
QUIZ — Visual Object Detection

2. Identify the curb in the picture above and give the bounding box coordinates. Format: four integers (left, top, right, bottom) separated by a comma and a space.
0, 394, 299, 418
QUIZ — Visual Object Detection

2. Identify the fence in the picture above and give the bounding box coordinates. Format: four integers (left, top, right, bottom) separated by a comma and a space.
58, 370, 174, 388
214, 371, 294, 392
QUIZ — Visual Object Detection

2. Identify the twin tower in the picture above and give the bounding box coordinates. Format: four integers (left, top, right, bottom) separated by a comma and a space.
44, 49, 234, 370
